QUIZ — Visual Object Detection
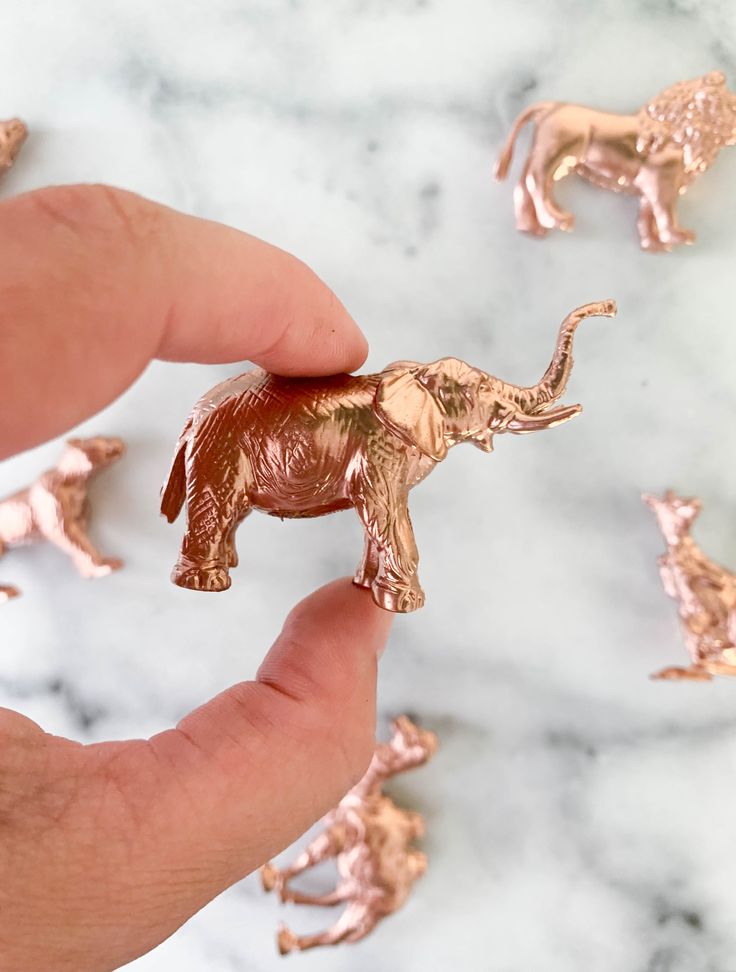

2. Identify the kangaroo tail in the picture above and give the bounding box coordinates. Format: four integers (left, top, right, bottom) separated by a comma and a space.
494, 102, 554, 181
160, 417, 192, 523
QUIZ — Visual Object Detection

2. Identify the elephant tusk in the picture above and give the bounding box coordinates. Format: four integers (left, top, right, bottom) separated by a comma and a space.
506, 403, 582, 434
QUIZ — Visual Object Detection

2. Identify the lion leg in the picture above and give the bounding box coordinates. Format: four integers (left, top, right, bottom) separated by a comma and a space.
512, 171, 547, 237
636, 197, 669, 252
523, 141, 581, 232
636, 158, 695, 248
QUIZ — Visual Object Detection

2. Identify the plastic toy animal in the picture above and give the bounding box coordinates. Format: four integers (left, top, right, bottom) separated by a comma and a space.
644, 491, 736, 680
0, 117, 27, 176
261, 716, 437, 954
495, 71, 736, 251
162, 300, 615, 612
0, 436, 125, 602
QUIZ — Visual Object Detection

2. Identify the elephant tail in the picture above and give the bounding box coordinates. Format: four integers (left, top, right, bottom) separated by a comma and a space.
160, 417, 192, 523
494, 102, 554, 181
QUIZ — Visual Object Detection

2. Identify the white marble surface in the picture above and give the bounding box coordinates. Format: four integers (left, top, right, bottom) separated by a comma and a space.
3, 2, 736, 969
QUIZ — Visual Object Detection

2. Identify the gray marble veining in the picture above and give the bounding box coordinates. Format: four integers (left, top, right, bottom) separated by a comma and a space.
2, 1, 736, 969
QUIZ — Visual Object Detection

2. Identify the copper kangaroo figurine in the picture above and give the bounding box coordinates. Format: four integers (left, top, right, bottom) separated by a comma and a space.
261, 716, 437, 953
644, 491, 736, 680
162, 300, 615, 613
0, 437, 125, 602
495, 71, 736, 251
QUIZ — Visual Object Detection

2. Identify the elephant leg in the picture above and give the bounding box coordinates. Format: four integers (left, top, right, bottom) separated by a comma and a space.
172, 441, 251, 592
353, 534, 380, 588
223, 510, 249, 569
354, 491, 424, 613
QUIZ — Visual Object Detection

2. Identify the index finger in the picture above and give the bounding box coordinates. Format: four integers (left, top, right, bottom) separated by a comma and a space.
0, 185, 367, 459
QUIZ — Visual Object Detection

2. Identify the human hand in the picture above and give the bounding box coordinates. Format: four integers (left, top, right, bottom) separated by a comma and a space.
0, 186, 393, 971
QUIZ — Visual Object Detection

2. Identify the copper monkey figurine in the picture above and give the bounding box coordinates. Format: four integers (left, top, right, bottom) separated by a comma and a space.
261, 716, 437, 954
0, 117, 27, 175
495, 71, 736, 251
162, 300, 616, 613
0, 437, 125, 602
644, 491, 736, 680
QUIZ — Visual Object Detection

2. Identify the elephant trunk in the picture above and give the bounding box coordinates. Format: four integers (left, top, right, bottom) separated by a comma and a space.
511, 300, 616, 413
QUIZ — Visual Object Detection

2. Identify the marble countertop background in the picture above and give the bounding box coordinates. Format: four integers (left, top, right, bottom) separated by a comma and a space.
3, 1, 736, 969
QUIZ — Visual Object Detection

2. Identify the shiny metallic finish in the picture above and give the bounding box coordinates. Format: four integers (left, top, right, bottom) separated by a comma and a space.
163, 300, 615, 613
0, 437, 125, 601
261, 716, 437, 954
0, 117, 27, 174
495, 71, 736, 251
644, 491, 736, 680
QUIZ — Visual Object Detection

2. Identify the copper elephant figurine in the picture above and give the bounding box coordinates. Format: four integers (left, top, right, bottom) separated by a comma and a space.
162, 300, 615, 612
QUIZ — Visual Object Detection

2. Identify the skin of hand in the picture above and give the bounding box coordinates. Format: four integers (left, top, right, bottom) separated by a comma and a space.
0, 185, 393, 972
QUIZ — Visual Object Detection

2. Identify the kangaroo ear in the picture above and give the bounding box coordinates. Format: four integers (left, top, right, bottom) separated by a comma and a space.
375, 367, 447, 461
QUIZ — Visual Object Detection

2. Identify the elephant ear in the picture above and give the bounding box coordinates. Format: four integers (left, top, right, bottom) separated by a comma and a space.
375, 366, 448, 461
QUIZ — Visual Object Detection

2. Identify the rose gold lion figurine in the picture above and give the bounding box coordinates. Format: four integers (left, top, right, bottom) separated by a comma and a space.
0, 436, 125, 602
0, 117, 27, 176
495, 71, 736, 251
162, 300, 615, 613
261, 716, 437, 954
644, 491, 736, 680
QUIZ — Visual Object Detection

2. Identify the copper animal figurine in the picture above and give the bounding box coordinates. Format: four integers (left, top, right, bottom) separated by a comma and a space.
261, 716, 437, 954
0, 437, 125, 601
162, 300, 616, 613
495, 71, 736, 251
644, 491, 736, 680
0, 117, 27, 176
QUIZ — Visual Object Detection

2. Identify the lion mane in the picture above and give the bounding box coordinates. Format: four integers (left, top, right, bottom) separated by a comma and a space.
636, 70, 736, 182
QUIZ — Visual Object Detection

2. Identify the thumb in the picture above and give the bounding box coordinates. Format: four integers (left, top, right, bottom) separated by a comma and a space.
144, 578, 393, 891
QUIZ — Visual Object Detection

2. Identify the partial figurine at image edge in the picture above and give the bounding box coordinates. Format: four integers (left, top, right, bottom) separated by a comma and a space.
495, 71, 736, 252
161, 300, 616, 613
0, 116, 27, 176
0, 437, 125, 603
261, 716, 437, 954
644, 490, 736, 680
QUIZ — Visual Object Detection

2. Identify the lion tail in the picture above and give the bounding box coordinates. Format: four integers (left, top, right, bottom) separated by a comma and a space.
494, 102, 555, 181
160, 416, 193, 523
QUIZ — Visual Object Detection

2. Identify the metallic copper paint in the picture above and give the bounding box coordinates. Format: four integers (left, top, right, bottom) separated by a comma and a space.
495, 71, 736, 251
0, 117, 26, 174
162, 301, 615, 613
261, 716, 437, 954
644, 491, 736, 680
0, 437, 125, 601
